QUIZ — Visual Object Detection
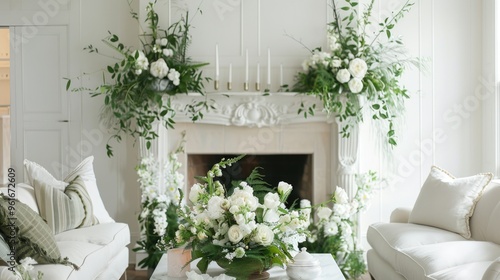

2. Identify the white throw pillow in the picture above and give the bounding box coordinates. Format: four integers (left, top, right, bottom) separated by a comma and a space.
24, 156, 115, 224
408, 166, 492, 238
24, 159, 68, 190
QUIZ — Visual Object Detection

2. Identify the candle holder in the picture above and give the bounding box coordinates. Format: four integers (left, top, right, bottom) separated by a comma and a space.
214, 80, 219, 90
255, 82, 261, 91
227, 82, 232, 91
244, 82, 249, 91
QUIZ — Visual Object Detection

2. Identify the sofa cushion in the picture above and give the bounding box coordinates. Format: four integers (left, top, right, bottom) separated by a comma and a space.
428, 261, 491, 280
34, 176, 98, 234
367, 222, 467, 269
408, 166, 492, 238
397, 241, 500, 280
482, 257, 500, 280
57, 241, 110, 279
55, 223, 130, 259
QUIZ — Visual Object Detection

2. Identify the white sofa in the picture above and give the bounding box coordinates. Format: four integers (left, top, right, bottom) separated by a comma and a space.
0, 156, 131, 280
367, 179, 500, 280
0, 183, 130, 280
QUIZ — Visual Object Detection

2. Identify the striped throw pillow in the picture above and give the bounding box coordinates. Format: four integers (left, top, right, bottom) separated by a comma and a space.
34, 176, 98, 234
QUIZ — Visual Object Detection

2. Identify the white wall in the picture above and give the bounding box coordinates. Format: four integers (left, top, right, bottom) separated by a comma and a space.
0, 0, 495, 264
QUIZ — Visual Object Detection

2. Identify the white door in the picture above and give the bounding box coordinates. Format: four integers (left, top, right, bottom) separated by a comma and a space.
10, 25, 71, 182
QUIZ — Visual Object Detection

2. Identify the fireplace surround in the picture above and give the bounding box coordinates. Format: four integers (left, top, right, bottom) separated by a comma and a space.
157, 92, 361, 204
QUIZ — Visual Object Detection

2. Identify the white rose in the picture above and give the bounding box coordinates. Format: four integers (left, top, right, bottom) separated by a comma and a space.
264, 193, 280, 209
228, 225, 244, 243
263, 209, 280, 223
135, 69, 142, 75
317, 206, 332, 220
331, 59, 342, 68
189, 183, 203, 203
252, 224, 274, 246
278, 181, 293, 197
336, 69, 351, 83
334, 187, 349, 204
160, 38, 168, 46
348, 78, 363, 93
150, 58, 169, 79
348, 58, 368, 78
207, 196, 225, 220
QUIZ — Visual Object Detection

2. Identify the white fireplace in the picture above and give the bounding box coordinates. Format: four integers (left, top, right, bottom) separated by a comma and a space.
157, 92, 358, 204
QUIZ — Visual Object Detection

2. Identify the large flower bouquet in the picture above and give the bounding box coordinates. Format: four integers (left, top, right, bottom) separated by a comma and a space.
67, 1, 211, 157
303, 171, 377, 279
294, 0, 419, 145
134, 140, 185, 269
175, 155, 311, 280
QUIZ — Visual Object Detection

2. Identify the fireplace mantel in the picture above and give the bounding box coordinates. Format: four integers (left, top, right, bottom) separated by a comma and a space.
169, 92, 334, 127
160, 91, 360, 204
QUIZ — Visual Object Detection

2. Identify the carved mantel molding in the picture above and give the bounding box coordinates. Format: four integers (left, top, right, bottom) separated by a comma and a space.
169, 92, 334, 127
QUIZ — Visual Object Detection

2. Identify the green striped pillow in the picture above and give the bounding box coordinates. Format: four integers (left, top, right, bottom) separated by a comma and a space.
34, 176, 98, 234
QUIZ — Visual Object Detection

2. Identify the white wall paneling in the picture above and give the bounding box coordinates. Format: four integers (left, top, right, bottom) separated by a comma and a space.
483, 0, 500, 176
150, 0, 329, 93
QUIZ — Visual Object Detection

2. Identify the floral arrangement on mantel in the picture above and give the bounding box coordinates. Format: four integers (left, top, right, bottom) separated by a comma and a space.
67, 1, 211, 157
176, 155, 311, 280
293, 0, 420, 146
133, 135, 186, 269
302, 171, 378, 279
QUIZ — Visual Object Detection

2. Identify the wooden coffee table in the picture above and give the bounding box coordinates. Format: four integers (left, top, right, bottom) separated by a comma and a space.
150, 253, 345, 279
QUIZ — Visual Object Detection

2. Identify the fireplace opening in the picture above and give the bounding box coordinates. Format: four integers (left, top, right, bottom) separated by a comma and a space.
187, 154, 313, 206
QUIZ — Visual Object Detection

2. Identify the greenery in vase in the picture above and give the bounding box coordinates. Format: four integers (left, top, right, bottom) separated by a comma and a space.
67, 1, 211, 157
133, 135, 186, 269
293, 0, 420, 146
175, 155, 311, 280
302, 171, 378, 279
